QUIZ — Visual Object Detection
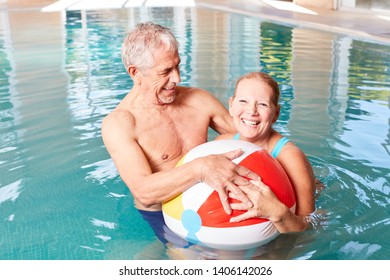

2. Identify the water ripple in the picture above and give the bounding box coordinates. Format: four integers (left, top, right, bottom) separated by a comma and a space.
0, 179, 23, 205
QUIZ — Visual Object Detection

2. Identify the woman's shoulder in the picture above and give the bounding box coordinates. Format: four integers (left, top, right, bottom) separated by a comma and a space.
278, 140, 307, 162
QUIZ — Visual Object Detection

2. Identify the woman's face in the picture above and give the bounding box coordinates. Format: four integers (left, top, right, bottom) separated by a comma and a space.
229, 78, 279, 141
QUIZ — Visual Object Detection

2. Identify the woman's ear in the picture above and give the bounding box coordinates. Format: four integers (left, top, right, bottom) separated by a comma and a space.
228, 96, 234, 116
273, 105, 281, 123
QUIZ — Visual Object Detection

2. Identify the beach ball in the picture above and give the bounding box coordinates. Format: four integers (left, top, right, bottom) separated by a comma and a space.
162, 140, 296, 250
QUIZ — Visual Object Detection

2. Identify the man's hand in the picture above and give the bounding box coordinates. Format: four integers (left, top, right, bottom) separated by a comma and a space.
197, 149, 260, 215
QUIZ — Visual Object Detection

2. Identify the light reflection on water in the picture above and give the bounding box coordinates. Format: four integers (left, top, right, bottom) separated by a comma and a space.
0, 7, 389, 260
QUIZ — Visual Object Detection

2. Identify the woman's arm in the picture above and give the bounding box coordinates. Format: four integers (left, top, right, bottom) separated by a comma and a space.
230, 143, 316, 233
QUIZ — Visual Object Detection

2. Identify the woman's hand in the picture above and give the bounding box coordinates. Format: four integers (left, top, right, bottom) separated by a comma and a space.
229, 179, 287, 223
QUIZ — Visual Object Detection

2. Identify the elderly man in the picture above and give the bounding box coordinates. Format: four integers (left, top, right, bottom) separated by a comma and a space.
101, 22, 257, 243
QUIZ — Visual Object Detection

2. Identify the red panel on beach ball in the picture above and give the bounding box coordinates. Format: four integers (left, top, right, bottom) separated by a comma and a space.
197, 150, 295, 228
240, 150, 296, 209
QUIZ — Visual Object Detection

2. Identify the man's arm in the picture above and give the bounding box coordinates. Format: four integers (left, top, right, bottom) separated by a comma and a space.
102, 110, 258, 212
193, 88, 236, 135
102, 111, 193, 208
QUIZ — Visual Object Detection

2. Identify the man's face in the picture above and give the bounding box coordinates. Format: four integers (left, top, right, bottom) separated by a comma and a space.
140, 48, 181, 105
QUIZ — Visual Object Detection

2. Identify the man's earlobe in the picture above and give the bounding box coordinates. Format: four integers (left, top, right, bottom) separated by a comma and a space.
128, 66, 142, 84
128, 66, 137, 77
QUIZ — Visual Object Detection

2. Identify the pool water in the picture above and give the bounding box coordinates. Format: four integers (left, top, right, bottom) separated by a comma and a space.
0, 6, 389, 260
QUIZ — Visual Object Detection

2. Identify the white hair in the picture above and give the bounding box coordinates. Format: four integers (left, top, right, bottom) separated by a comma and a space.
121, 22, 179, 72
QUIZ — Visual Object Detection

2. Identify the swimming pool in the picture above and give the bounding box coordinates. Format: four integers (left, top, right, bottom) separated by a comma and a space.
0, 6, 389, 260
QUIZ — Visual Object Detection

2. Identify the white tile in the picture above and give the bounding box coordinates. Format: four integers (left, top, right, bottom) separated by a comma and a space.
124, 0, 145, 7
263, 0, 317, 15
145, 0, 195, 7
41, 0, 81, 12
67, 0, 128, 11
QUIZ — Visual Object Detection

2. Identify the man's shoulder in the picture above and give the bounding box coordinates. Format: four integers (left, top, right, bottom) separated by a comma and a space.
176, 86, 217, 104
104, 108, 134, 121
177, 85, 210, 95
102, 109, 135, 132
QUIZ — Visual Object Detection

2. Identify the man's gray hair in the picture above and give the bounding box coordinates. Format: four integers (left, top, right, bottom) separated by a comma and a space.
121, 22, 179, 72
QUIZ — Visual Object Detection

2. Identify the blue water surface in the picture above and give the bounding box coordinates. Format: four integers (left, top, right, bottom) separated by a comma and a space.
0, 6, 389, 260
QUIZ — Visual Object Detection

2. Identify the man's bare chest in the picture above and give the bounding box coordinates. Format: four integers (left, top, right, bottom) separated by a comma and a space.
136, 121, 206, 171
